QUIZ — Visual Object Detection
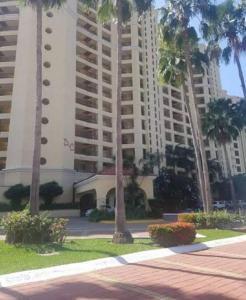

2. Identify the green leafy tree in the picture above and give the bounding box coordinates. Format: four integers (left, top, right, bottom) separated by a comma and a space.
4, 184, 30, 211
22, 0, 65, 216
204, 0, 246, 99
203, 98, 244, 210
39, 181, 63, 207
159, 0, 214, 211
80, 0, 154, 243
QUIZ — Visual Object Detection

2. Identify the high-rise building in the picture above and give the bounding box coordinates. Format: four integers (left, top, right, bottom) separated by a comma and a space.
0, 2, 245, 207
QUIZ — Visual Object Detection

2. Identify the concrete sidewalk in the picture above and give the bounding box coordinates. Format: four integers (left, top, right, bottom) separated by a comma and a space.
0, 240, 245, 299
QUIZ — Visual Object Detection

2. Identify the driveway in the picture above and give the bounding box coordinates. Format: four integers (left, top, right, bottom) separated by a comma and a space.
0, 241, 245, 299
66, 217, 157, 237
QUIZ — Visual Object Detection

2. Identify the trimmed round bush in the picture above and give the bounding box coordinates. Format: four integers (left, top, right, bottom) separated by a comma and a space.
88, 209, 115, 222
148, 222, 196, 247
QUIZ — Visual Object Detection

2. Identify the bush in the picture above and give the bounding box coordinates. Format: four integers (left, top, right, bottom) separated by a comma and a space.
88, 209, 115, 222
1, 210, 67, 244
4, 184, 29, 211
148, 222, 196, 247
178, 211, 246, 229
126, 207, 146, 220
39, 181, 63, 207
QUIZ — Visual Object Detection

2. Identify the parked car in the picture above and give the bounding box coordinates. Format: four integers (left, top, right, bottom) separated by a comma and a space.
213, 201, 226, 210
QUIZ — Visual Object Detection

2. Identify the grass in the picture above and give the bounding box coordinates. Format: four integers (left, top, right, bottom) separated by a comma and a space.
0, 229, 244, 276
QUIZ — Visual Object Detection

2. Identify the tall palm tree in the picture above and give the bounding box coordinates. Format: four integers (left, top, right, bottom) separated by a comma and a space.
81, 0, 154, 243
23, 0, 65, 215
158, 5, 213, 213
139, 151, 164, 175
204, 0, 246, 99
203, 98, 244, 210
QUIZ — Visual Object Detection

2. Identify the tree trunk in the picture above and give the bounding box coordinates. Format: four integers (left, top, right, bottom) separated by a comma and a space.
234, 52, 246, 100
222, 144, 237, 211
183, 35, 213, 212
112, 1, 133, 244
182, 85, 206, 210
30, 0, 42, 216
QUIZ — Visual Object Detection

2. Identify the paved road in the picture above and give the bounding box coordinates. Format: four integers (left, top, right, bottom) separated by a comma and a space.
1, 241, 245, 299
66, 217, 155, 237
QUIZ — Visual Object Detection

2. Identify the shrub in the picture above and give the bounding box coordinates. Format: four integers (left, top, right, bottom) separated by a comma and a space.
4, 184, 29, 211
148, 222, 196, 247
2, 210, 67, 244
40, 202, 79, 210
88, 209, 115, 222
178, 211, 246, 229
39, 181, 63, 207
126, 207, 146, 220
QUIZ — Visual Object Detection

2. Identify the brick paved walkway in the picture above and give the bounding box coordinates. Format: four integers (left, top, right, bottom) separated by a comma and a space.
0, 241, 245, 300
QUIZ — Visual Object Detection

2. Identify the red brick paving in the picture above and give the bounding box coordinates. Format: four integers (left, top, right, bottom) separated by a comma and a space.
0, 241, 246, 300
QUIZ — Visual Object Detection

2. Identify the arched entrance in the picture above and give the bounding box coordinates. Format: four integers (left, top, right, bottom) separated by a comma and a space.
79, 189, 97, 216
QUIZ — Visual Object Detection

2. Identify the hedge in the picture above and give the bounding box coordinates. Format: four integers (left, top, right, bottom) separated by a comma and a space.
148, 222, 196, 247
178, 211, 246, 229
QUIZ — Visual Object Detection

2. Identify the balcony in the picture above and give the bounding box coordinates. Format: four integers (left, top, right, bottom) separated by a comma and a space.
0, 157, 6, 170
76, 92, 98, 109
103, 116, 112, 128
171, 90, 181, 100
172, 100, 182, 111
122, 91, 133, 101
77, 47, 97, 65
76, 77, 98, 95
76, 61, 98, 80
122, 133, 134, 144
0, 49, 15, 62
75, 141, 98, 156
103, 131, 112, 143
78, 8, 97, 24
0, 18, 18, 31
122, 50, 132, 61
77, 18, 97, 36
102, 72, 111, 85
103, 146, 112, 158
121, 105, 133, 115
75, 125, 98, 140
0, 137, 8, 152
77, 31, 97, 51
173, 111, 183, 122
0, 119, 9, 132
0, 33, 17, 47
102, 86, 112, 99
0, 100, 11, 113
174, 134, 185, 144
122, 63, 132, 74
103, 101, 112, 113
122, 25, 131, 35
173, 123, 184, 133
102, 31, 111, 43
76, 108, 98, 124
0, 3, 19, 15
102, 58, 111, 71
74, 159, 97, 173
102, 44, 111, 57
0, 83, 12, 96
122, 119, 134, 129
122, 78, 133, 88
122, 37, 131, 47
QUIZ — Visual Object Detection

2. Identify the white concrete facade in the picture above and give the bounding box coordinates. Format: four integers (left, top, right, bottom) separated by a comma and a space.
0, 3, 245, 206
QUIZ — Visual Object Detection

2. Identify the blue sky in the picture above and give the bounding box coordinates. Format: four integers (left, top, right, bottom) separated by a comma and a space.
154, 0, 246, 97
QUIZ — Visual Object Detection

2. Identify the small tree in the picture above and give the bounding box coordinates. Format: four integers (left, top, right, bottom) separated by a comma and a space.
4, 184, 30, 211
39, 181, 63, 207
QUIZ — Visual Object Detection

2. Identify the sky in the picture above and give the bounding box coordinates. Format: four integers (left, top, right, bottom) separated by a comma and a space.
154, 0, 246, 97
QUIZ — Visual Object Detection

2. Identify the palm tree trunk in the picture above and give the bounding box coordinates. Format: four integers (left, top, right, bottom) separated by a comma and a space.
183, 34, 212, 212
30, 0, 42, 216
182, 85, 206, 210
234, 52, 246, 100
112, 0, 133, 244
222, 144, 237, 211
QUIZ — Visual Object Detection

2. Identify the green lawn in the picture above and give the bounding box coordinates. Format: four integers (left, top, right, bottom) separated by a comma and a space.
0, 229, 244, 275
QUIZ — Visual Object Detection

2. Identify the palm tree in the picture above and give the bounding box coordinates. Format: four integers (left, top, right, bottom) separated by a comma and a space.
22, 0, 65, 215
81, 0, 154, 243
204, 0, 246, 99
159, 1, 213, 212
139, 151, 164, 175
203, 98, 244, 210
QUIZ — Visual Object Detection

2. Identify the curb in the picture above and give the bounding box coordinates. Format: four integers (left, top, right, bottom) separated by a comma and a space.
1, 234, 246, 288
